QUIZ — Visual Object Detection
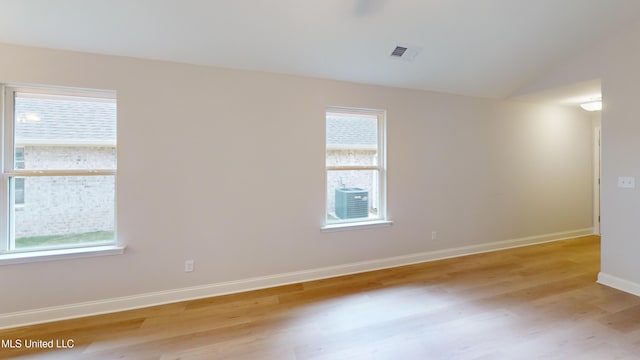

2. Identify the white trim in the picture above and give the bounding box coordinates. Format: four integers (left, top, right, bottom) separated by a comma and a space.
0, 228, 592, 329
327, 108, 379, 118
1, 85, 14, 253
593, 127, 601, 235
0, 245, 125, 265
327, 165, 380, 171
11, 84, 116, 101
597, 272, 640, 297
1, 83, 118, 256
378, 109, 387, 220
16, 140, 116, 147
325, 107, 387, 227
6, 169, 116, 177
321, 219, 393, 231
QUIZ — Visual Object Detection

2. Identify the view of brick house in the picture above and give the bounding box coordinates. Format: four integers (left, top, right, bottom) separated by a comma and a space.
326, 114, 379, 219
13, 95, 116, 240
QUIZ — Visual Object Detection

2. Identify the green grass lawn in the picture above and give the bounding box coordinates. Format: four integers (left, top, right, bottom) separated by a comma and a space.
15, 231, 114, 249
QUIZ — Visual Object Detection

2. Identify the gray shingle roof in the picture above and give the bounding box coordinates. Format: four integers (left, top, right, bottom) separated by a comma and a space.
14, 96, 116, 145
326, 115, 377, 148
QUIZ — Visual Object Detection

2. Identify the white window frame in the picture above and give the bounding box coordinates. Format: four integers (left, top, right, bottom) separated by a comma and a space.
322, 106, 391, 230
0, 84, 125, 264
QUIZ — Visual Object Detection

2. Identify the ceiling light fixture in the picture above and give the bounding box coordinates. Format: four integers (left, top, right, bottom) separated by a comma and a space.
580, 100, 602, 112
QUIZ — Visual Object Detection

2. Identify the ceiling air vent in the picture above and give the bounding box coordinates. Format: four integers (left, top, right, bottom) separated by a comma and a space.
390, 44, 422, 61
391, 46, 408, 57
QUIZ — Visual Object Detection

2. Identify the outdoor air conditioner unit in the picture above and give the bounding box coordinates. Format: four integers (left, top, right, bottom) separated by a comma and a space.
335, 187, 369, 219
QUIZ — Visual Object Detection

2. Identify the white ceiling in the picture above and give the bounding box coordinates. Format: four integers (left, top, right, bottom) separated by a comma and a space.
511, 79, 602, 107
0, 0, 638, 101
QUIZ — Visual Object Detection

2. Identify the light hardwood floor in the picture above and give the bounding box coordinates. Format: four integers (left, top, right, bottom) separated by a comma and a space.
2, 235, 640, 359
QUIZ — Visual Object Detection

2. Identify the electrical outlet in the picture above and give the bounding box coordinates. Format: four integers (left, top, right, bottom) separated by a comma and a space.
618, 176, 635, 189
431, 231, 437, 240
184, 260, 195, 272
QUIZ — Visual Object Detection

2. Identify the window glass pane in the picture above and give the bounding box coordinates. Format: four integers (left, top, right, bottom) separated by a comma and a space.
14, 93, 117, 170
15, 147, 25, 170
11, 175, 115, 250
326, 169, 379, 223
326, 114, 378, 167
13, 177, 25, 205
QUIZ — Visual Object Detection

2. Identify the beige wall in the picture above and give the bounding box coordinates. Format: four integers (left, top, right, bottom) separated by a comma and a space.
505, 17, 640, 295
598, 20, 640, 288
0, 42, 594, 322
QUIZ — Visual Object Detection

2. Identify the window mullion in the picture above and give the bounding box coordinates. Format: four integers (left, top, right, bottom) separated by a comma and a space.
326, 165, 380, 171
6, 169, 116, 177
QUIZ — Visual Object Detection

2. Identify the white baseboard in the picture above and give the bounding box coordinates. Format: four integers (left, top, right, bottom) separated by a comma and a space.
597, 272, 640, 297
0, 227, 594, 330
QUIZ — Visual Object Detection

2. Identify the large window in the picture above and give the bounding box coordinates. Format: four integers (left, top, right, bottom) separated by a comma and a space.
325, 107, 387, 227
1, 85, 117, 254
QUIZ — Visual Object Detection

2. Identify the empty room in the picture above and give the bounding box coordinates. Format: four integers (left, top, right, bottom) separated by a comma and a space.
1, 1, 640, 359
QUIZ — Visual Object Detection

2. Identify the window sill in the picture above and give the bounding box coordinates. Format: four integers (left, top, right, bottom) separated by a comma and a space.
321, 220, 393, 232
0, 245, 126, 265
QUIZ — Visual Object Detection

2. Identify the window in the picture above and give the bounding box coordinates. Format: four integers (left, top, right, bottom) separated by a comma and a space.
14, 147, 25, 207
14, 178, 24, 206
15, 147, 24, 169
2, 85, 117, 255
325, 107, 387, 227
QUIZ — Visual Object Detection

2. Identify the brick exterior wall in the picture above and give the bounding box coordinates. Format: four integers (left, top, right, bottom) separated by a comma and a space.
19, 145, 116, 170
14, 146, 115, 238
